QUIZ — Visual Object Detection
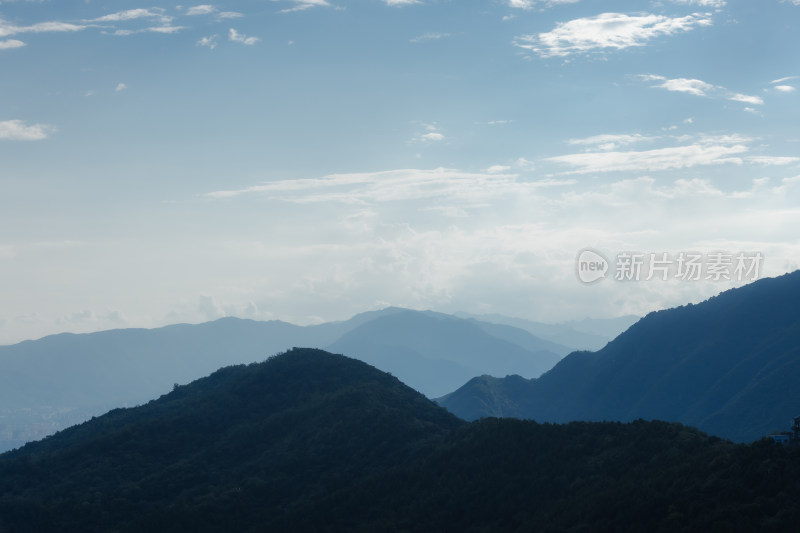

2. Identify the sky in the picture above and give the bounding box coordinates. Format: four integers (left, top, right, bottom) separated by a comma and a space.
1, 0, 799, 344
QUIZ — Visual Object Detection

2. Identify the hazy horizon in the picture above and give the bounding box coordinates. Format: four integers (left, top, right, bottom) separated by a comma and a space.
2, 0, 798, 345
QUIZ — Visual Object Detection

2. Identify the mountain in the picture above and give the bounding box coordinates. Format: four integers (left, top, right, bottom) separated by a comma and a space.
440, 271, 800, 443
454, 311, 625, 351
327, 309, 563, 397
0, 308, 564, 451
2, 348, 800, 532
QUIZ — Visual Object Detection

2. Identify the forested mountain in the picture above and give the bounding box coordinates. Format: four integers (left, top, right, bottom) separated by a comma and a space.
0, 308, 565, 451
440, 271, 800, 443
1, 348, 799, 532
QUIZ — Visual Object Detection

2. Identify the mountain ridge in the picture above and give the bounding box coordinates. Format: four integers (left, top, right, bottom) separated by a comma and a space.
439, 271, 800, 442
3, 347, 800, 532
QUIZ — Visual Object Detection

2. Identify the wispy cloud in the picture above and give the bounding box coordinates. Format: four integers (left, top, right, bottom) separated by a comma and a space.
771, 77, 797, 93
671, 0, 726, 7
197, 34, 218, 49
115, 82, 127, 92
186, 5, 217, 16
414, 124, 445, 143
514, 12, 712, 58
638, 74, 764, 106
113, 26, 187, 36
0, 39, 25, 49
639, 74, 714, 96
279, 0, 331, 13
568, 133, 657, 151
507, 0, 580, 9
204, 167, 573, 204
229, 28, 259, 45
86, 8, 171, 24
0, 119, 56, 141
0, 17, 87, 38
547, 134, 794, 174
728, 93, 764, 105
410, 32, 451, 43
384, 0, 421, 5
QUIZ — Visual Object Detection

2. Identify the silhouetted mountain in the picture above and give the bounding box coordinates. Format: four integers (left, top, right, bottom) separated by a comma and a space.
0, 308, 564, 450
328, 309, 562, 396
2, 348, 800, 532
440, 271, 800, 442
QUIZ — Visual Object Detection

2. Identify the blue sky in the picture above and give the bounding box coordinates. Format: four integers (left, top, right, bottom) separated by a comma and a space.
1, 0, 799, 343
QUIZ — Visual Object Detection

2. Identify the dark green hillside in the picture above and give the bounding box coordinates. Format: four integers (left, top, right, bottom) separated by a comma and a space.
3, 347, 800, 532
315, 419, 800, 532
0, 348, 462, 532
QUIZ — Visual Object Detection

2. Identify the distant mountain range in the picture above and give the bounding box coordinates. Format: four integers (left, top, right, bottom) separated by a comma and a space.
439, 271, 800, 443
2, 348, 799, 532
0, 307, 619, 451
454, 312, 638, 351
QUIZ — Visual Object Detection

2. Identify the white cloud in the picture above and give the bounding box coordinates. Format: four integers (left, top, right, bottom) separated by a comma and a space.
413, 124, 445, 143
113, 26, 187, 36
746, 156, 800, 165
87, 8, 171, 24
197, 294, 226, 320
147, 26, 186, 34
671, 0, 725, 7
508, 0, 580, 8
217, 11, 244, 19
190, 164, 800, 333
514, 12, 712, 58
487, 165, 512, 173
568, 133, 657, 150
229, 28, 259, 45
547, 134, 778, 174
0, 119, 55, 140
279, 0, 330, 13
728, 93, 764, 105
205, 167, 574, 204
420, 132, 444, 142
771, 76, 798, 84
384, 0, 421, 5
410, 32, 451, 43
0, 17, 87, 38
186, 5, 217, 16
639, 74, 765, 106
548, 133, 796, 175
0, 39, 25, 49
115, 82, 127, 92
548, 143, 748, 174
638, 74, 715, 96
197, 34, 218, 49
774, 85, 796, 93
